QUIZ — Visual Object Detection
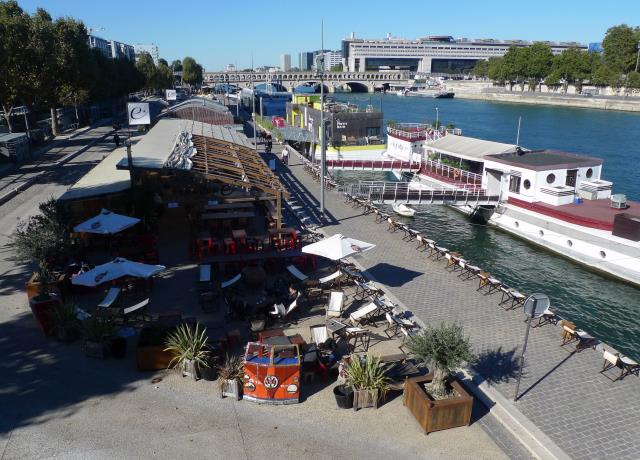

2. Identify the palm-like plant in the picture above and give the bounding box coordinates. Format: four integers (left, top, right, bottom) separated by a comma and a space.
344, 355, 389, 397
51, 301, 80, 340
407, 322, 474, 398
164, 323, 210, 374
216, 354, 243, 382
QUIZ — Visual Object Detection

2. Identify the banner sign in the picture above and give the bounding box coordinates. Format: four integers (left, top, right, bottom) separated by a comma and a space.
166, 89, 177, 101
127, 102, 150, 125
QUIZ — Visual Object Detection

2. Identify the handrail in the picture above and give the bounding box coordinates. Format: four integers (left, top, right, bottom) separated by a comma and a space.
421, 159, 483, 185
325, 159, 421, 171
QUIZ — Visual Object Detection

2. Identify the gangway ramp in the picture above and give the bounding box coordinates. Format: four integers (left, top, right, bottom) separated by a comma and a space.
346, 181, 500, 206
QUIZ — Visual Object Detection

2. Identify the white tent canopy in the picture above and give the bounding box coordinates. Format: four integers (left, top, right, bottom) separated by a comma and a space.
73, 209, 140, 235
302, 234, 375, 261
71, 257, 165, 287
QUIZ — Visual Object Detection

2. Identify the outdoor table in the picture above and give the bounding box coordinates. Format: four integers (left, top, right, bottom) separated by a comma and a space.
263, 335, 292, 346
325, 319, 348, 339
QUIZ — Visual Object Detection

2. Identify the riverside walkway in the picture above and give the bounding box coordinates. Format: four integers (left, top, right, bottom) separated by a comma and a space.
277, 148, 640, 460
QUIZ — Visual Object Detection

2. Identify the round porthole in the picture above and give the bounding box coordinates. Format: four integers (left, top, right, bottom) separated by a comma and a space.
586, 168, 593, 178
600, 250, 606, 259
546, 173, 556, 184
567, 240, 573, 247
539, 230, 544, 237
514, 221, 519, 228
523, 179, 531, 190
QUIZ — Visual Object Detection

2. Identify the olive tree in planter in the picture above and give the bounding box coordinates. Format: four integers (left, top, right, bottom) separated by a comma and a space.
344, 355, 389, 411
12, 198, 70, 336
164, 323, 210, 381
83, 316, 116, 359
404, 322, 475, 434
216, 354, 244, 400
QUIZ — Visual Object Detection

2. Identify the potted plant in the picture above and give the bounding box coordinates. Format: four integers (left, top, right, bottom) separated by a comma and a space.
83, 316, 115, 359
12, 198, 70, 336
404, 322, 475, 434
344, 355, 389, 411
216, 354, 243, 400
164, 323, 210, 381
51, 302, 80, 343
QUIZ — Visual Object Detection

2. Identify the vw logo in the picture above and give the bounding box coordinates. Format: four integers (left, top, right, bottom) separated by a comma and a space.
264, 375, 279, 389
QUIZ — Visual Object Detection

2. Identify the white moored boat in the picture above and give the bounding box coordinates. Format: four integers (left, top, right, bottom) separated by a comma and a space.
392, 203, 417, 217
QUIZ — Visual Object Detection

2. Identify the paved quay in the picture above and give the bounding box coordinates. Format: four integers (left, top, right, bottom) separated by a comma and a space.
276, 147, 640, 460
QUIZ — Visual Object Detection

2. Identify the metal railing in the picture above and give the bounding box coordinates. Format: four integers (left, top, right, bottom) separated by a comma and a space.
420, 159, 483, 186
347, 181, 500, 205
326, 159, 420, 171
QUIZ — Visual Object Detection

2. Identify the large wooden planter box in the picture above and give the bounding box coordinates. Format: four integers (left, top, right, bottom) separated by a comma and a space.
403, 373, 473, 434
352, 388, 379, 411
29, 296, 61, 337
136, 326, 174, 371
220, 379, 241, 400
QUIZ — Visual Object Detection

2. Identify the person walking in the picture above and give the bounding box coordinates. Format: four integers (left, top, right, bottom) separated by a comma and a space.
282, 147, 289, 165
114, 132, 120, 148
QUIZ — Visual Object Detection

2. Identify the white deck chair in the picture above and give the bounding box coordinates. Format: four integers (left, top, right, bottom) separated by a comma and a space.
310, 324, 329, 346
97, 287, 121, 308
121, 298, 150, 323
349, 302, 378, 325
221, 273, 241, 289
326, 291, 345, 318
319, 270, 341, 285
286, 265, 308, 282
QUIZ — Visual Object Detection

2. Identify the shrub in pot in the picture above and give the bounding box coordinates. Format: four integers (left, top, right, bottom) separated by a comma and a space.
404, 322, 475, 433
51, 302, 81, 343
344, 355, 389, 411
83, 316, 115, 359
164, 323, 210, 381
216, 354, 243, 399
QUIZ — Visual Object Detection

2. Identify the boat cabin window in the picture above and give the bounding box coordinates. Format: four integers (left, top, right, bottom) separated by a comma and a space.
509, 175, 521, 193
523, 179, 531, 190
546, 173, 556, 184
566, 169, 578, 187
586, 168, 593, 178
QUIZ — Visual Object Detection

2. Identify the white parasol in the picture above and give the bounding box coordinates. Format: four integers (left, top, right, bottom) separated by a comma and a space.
71, 257, 165, 287
301, 234, 375, 261
73, 209, 140, 235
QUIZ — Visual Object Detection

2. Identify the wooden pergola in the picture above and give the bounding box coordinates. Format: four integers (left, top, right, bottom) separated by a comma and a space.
189, 133, 289, 228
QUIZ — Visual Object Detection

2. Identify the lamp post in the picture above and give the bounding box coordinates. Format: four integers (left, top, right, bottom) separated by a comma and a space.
317, 20, 326, 215
635, 41, 640, 73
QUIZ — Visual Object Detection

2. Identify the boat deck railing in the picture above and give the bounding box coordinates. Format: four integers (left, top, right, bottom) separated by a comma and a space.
326, 158, 420, 171
421, 160, 483, 187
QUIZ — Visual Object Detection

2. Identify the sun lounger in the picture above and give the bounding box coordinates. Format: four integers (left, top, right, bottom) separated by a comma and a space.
221, 273, 241, 289
319, 269, 342, 286
399, 326, 418, 353
445, 253, 465, 272
499, 286, 526, 310
384, 312, 416, 338
120, 298, 150, 324
458, 262, 481, 280
349, 302, 379, 326
363, 203, 377, 216
477, 272, 501, 294
620, 356, 640, 379
287, 264, 309, 282
98, 287, 121, 308
433, 246, 449, 260
561, 321, 598, 352
326, 291, 345, 318
531, 307, 557, 328
403, 228, 421, 241
354, 279, 383, 301
375, 211, 389, 223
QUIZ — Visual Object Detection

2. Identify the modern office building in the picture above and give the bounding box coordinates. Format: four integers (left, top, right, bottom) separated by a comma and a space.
299, 52, 314, 71
280, 54, 291, 72
88, 35, 135, 61
341, 33, 587, 73
134, 43, 160, 64
320, 51, 342, 70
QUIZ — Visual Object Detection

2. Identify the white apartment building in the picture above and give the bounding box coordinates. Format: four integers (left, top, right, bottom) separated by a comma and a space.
280, 54, 291, 72
134, 43, 160, 64
88, 35, 135, 61
342, 34, 586, 73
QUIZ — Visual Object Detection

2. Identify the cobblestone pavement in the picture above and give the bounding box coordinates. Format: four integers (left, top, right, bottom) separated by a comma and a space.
278, 148, 640, 460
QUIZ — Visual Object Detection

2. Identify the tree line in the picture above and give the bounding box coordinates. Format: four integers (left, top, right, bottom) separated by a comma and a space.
472, 24, 640, 93
0, 1, 205, 134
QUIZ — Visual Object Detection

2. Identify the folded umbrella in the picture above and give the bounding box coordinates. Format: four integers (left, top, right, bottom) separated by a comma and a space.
73, 209, 140, 235
71, 257, 165, 287
301, 234, 375, 261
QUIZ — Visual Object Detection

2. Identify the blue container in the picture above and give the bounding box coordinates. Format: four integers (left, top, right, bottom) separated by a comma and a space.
574, 197, 583, 204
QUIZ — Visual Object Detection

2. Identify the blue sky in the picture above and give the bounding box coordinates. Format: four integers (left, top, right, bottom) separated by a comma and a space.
17, 0, 640, 71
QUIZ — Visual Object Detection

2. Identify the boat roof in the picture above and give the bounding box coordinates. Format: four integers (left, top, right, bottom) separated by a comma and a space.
59, 148, 130, 201
116, 118, 254, 170
427, 135, 518, 162
488, 149, 602, 171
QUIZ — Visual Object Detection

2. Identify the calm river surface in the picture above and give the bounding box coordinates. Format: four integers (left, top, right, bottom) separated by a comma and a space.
333, 93, 640, 359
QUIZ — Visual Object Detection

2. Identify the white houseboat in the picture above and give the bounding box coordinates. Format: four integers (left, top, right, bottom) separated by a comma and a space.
384, 124, 640, 286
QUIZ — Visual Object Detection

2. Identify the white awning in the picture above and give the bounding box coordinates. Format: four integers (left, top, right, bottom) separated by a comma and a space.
427, 135, 518, 162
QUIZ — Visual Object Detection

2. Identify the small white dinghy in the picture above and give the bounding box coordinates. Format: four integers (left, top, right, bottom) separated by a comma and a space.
392, 203, 416, 217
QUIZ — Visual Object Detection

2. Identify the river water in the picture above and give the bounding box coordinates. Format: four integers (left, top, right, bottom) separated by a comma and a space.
332, 93, 640, 360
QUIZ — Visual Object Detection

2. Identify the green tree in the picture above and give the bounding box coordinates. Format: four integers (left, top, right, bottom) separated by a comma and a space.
602, 24, 639, 73
471, 59, 489, 77
154, 60, 174, 89
158, 58, 168, 67
549, 47, 592, 92
501, 46, 530, 89
136, 52, 157, 90
527, 43, 553, 90
626, 71, 640, 89
330, 63, 343, 72
487, 57, 507, 84
182, 56, 203, 86
170, 59, 182, 71
0, 1, 32, 132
